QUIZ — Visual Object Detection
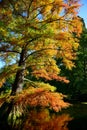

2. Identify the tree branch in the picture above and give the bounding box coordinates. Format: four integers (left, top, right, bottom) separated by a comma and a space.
0, 49, 20, 54
24, 47, 59, 61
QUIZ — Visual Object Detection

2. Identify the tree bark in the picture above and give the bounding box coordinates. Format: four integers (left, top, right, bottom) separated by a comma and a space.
11, 48, 26, 95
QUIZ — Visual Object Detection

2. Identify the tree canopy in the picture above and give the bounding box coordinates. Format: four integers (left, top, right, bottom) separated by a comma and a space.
0, 0, 82, 91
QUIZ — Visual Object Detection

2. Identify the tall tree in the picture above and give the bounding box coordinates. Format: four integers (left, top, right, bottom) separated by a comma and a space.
0, 0, 83, 125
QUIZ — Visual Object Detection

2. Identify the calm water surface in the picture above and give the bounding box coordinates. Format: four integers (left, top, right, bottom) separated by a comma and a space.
67, 103, 87, 130
1, 103, 87, 130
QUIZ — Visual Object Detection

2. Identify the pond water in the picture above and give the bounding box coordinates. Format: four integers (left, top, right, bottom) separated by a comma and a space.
63, 103, 87, 130
1, 103, 87, 130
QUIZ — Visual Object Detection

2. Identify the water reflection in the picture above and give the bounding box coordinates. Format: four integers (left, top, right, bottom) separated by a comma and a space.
14, 108, 72, 130
1, 104, 87, 130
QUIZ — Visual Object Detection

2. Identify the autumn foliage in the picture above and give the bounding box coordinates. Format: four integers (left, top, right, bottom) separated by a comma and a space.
13, 88, 70, 111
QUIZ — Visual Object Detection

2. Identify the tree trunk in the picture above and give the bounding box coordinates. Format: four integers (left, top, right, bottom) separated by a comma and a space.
0, 49, 27, 125
11, 49, 26, 95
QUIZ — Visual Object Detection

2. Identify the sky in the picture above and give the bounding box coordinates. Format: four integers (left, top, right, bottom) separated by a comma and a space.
0, 0, 87, 68
79, 0, 87, 27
